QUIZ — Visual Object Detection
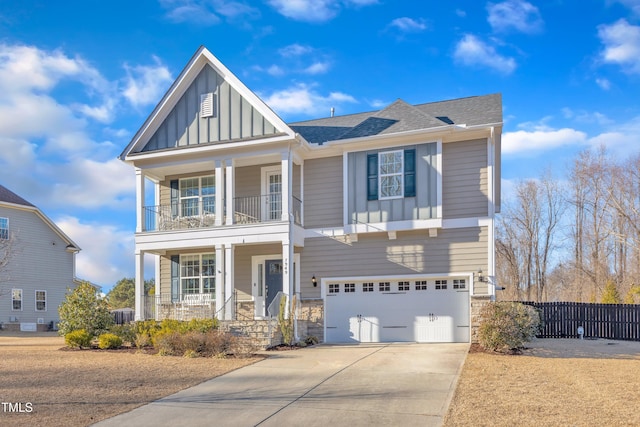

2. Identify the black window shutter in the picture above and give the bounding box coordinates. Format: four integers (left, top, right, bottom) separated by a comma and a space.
171, 255, 180, 302
404, 149, 416, 197
170, 180, 179, 218
367, 154, 378, 201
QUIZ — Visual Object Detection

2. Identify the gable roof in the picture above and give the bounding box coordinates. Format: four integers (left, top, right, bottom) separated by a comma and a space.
0, 185, 35, 207
290, 93, 502, 145
0, 184, 80, 251
120, 46, 296, 159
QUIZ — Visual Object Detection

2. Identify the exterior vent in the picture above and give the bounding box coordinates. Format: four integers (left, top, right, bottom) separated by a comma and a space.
200, 92, 214, 118
37, 318, 45, 324
9, 316, 18, 322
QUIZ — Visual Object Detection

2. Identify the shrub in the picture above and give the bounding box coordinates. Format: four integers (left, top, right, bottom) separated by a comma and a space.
478, 302, 540, 353
108, 324, 135, 345
154, 331, 184, 356
133, 332, 151, 349
303, 335, 319, 346
58, 282, 114, 336
98, 333, 123, 349
65, 329, 93, 349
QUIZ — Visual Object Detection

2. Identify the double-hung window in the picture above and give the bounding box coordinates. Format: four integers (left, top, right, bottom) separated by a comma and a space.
12, 289, 22, 311
179, 176, 215, 217
367, 149, 416, 200
180, 254, 215, 295
36, 290, 47, 311
0, 217, 8, 240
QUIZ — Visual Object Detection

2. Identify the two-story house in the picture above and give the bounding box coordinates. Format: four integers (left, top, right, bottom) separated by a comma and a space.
120, 46, 502, 343
0, 185, 81, 331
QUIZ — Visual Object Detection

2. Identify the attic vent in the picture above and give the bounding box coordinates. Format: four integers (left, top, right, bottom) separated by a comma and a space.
200, 92, 214, 118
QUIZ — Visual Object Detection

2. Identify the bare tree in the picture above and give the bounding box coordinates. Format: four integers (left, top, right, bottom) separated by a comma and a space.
0, 234, 15, 297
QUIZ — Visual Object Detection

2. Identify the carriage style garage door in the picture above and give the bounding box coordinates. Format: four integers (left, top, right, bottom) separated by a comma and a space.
324, 276, 470, 343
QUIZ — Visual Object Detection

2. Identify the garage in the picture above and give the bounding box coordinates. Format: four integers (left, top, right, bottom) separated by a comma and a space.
324, 276, 470, 343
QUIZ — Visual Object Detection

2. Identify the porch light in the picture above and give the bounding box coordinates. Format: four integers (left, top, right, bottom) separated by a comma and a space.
477, 269, 488, 283
312, 275, 317, 287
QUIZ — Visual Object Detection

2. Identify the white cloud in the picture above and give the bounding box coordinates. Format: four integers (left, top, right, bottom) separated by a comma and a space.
278, 44, 313, 57
304, 61, 331, 74
260, 83, 356, 116
487, 0, 544, 34
159, 0, 259, 25
598, 19, 640, 74
596, 77, 611, 90
388, 17, 428, 33
453, 34, 517, 74
267, 0, 376, 22
56, 216, 135, 288
503, 128, 587, 155
615, 0, 640, 15
122, 57, 173, 108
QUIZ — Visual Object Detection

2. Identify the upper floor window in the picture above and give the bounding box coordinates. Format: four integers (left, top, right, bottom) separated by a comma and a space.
172, 176, 215, 217
0, 217, 8, 239
367, 149, 415, 201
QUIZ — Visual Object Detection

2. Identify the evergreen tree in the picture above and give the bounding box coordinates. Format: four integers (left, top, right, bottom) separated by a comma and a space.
58, 281, 114, 336
601, 280, 621, 304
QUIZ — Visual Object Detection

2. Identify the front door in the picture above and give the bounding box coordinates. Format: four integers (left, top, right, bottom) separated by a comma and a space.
265, 259, 283, 317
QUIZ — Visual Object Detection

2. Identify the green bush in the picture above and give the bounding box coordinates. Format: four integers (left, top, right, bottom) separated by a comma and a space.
58, 282, 114, 337
98, 333, 123, 349
65, 329, 93, 349
108, 324, 135, 345
478, 302, 540, 353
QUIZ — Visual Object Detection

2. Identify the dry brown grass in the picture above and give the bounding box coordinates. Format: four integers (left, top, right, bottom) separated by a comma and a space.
0, 332, 262, 427
444, 338, 640, 427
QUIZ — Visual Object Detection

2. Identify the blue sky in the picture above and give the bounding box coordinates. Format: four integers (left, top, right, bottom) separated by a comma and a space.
1, 0, 639, 292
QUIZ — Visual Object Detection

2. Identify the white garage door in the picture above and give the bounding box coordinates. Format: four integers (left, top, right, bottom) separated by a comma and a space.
324, 277, 470, 343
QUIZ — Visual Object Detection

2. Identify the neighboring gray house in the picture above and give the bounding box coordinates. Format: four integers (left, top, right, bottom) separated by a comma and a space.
120, 46, 502, 343
0, 185, 80, 331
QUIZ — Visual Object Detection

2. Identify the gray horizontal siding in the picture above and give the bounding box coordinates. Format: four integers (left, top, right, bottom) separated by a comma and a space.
0, 207, 76, 324
300, 227, 489, 298
142, 64, 278, 152
304, 156, 343, 228
443, 139, 488, 219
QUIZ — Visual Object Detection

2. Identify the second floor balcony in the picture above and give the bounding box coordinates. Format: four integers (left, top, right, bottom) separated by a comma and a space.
142, 194, 302, 232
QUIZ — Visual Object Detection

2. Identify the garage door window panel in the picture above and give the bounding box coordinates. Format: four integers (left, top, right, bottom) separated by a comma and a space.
379, 282, 390, 292
415, 280, 428, 290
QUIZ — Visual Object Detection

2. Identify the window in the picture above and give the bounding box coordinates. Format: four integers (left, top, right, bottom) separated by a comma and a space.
453, 279, 466, 290
367, 149, 416, 200
176, 176, 215, 217
363, 282, 374, 292
398, 281, 410, 291
12, 289, 22, 311
435, 280, 448, 290
35, 290, 47, 312
0, 217, 8, 240
415, 280, 428, 290
379, 282, 390, 292
345, 283, 355, 293
180, 254, 215, 295
329, 283, 340, 294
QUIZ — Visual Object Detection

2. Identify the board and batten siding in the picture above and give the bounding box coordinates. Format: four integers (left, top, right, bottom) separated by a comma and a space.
347, 142, 438, 223
0, 207, 76, 324
142, 64, 278, 152
304, 156, 343, 228
300, 227, 489, 298
442, 139, 489, 219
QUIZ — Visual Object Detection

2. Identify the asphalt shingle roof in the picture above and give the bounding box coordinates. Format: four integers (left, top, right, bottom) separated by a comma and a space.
0, 185, 35, 207
290, 93, 502, 145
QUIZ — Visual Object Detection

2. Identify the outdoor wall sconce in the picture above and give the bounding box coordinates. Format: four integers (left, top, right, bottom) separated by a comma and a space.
477, 269, 488, 283
312, 275, 317, 287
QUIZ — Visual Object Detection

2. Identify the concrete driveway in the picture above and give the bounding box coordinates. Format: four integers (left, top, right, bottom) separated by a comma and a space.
93, 343, 468, 427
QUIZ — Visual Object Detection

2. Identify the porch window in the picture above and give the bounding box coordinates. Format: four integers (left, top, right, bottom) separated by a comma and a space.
35, 290, 47, 312
178, 176, 215, 217
0, 217, 8, 239
180, 254, 215, 295
12, 289, 22, 311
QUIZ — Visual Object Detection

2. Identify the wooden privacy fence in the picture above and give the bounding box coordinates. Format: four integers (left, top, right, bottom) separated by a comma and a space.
520, 302, 640, 341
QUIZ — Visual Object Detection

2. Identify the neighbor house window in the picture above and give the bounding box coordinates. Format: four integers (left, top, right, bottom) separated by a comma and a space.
35, 290, 47, 312
0, 217, 8, 240
367, 149, 415, 200
12, 289, 22, 311
180, 254, 215, 295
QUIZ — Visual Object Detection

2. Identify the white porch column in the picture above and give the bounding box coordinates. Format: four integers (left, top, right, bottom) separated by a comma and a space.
215, 160, 225, 226
224, 245, 234, 320
225, 160, 235, 226
282, 241, 294, 315
215, 245, 224, 318
281, 151, 292, 222
135, 168, 145, 233
134, 249, 145, 321
154, 254, 161, 321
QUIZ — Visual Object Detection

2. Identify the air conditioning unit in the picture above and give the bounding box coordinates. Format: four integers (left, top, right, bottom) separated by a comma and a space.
37, 318, 44, 324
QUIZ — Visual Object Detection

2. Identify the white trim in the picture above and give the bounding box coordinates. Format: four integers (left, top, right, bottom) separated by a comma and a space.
261, 165, 282, 222
224, 245, 234, 320
11, 288, 23, 312
136, 168, 145, 233
0, 216, 8, 240
342, 152, 349, 227
178, 252, 216, 295
225, 160, 234, 226
436, 140, 443, 219
35, 290, 47, 312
